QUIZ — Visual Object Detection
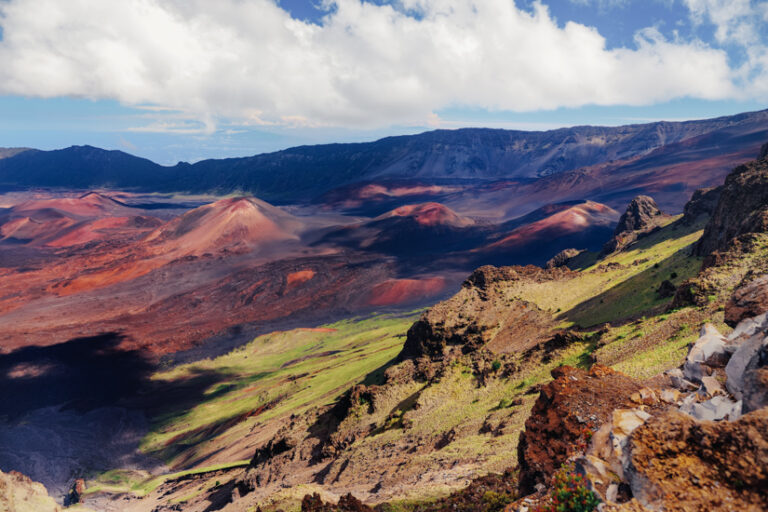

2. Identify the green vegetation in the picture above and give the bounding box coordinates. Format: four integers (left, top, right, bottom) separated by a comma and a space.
85, 461, 250, 498
534, 464, 600, 512
141, 312, 420, 466
91, 215, 759, 509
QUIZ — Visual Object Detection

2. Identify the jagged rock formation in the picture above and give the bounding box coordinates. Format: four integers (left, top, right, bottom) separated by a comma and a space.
681, 187, 722, 225
516, 365, 649, 494
0, 470, 60, 512
399, 265, 573, 360
602, 196, 667, 254
545, 248, 585, 269
696, 153, 768, 256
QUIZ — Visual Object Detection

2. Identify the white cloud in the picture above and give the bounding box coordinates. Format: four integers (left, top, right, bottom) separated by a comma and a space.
0, 0, 749, 130
682, 0, 768, 96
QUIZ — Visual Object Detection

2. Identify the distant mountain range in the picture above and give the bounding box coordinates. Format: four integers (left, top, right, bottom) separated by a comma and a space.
1, 109, 767, 206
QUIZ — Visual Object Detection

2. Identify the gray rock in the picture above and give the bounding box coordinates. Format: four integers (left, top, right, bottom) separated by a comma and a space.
666, 368, 697, 391
679, 395, 742, 421
743, 367, 768, 413
683, 324, 727, 383
728, 312, 768, 343
725, 333, 767, 399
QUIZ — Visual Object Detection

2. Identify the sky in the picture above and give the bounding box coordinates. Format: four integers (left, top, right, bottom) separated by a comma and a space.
0, 0, 766, 164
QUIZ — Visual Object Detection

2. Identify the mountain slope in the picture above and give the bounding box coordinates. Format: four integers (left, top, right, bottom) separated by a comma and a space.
0, 110, 766, 204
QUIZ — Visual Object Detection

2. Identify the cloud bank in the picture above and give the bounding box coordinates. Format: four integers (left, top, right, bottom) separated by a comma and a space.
0, 0, 762, 130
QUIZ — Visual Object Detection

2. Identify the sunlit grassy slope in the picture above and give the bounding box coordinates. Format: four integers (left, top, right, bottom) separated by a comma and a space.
93, 216, 745, 506
141, 312, 419, 464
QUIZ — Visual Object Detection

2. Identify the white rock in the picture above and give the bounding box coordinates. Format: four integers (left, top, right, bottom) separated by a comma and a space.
683, 324, 727, 383
679, 395, 742, 421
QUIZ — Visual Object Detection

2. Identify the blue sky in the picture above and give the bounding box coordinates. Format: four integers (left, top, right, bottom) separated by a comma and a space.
0, 0, 765, 164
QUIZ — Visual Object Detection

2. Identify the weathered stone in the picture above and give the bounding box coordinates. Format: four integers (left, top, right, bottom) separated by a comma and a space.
743, 367, 768, 413
679, 395, 741, 421
625, 409, 768, 511
683, 324, 727, 383
659, 388, 680, 404
517, 365, 646, 493
725, 275, 768, 327
728, 311, 768, 342
699, 375, 725, 397
726, 332, 768, 399
665, 368, 697, 391
587, 409, 651, 482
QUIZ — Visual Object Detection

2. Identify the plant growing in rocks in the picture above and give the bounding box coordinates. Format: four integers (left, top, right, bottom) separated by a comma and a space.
534, 464, 600, 512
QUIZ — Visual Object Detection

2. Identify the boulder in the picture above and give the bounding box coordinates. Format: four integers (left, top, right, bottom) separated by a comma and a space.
725, 275, 768, 327
728, 311, 768, 343
725, 331, 767, 400
624, 409, 768, 511
682, 324, 727, 383
743, 366, 768, 413
679, 395, 741, 421
665, 368, 697, 391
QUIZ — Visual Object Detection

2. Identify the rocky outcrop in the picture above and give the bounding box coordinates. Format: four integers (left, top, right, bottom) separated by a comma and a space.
399, 265, 572, 360
517, 365, 648, 494
625, 408, 768, 511
681, 186, 722, 225
602, 196, 667, 254
545, 248, 585, 269
726, 274, 768, 327
0, 470, 61, 512
302, 493, 373, 512
695, 153, 768, 256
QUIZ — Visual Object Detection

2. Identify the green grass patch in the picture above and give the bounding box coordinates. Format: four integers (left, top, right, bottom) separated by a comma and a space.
140, 312, 420, 466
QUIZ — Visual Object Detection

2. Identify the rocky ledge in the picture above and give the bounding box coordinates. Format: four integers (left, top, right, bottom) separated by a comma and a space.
510, 308, 768, 511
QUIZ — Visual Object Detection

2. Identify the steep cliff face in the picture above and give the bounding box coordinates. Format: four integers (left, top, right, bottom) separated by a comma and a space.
695, 154, 768, 256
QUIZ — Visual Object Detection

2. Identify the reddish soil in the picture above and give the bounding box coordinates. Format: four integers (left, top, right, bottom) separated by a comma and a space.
376, 203, 474, 228
367, 277, 447, 306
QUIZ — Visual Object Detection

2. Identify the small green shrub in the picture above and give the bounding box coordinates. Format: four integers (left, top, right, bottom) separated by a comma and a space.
482, 491, 514, 512
534, 464, 600, 512
491, 359, 502, 372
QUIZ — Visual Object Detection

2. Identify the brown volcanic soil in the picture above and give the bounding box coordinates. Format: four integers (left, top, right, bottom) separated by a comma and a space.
0, 194, 456, 356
